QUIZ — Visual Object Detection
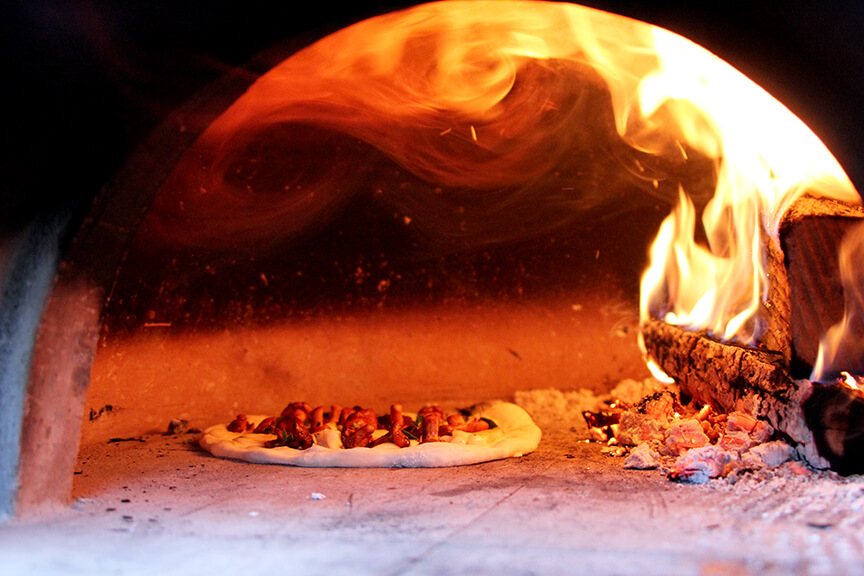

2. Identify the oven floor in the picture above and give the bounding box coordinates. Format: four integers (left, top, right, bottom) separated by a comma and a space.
3, 426, 864, 575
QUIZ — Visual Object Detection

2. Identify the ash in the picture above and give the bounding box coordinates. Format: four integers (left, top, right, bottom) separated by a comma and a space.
516, 378, 863, 487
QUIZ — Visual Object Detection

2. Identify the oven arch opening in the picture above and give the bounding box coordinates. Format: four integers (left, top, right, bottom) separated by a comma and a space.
3, 0, 863, 520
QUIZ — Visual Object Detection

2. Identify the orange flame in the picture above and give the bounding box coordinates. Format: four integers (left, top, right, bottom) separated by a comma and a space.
146, 1, 861, 372
147, 1, 672, 247
637, 28, 860, 345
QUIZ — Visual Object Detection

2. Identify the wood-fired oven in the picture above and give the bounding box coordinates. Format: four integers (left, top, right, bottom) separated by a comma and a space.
2, 2, 864, 574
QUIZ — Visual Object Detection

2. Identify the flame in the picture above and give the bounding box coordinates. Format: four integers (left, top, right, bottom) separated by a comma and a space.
637, 331, 675, 383
144, 1, 861, 368
146, 1, 672, 248
646, 359, 676, 385
638, 29, 860, 345
812, 222, 864, 381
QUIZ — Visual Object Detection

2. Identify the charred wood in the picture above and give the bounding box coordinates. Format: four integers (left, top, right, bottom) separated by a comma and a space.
640, 318, 830, 469
762, 226, 792, 363
804, 381, 864, 474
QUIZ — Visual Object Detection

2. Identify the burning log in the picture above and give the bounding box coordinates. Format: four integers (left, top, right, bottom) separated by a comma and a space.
803, 379, 864, 475
780, 197, 864, 375
641, 197, 864, 472
640, 318, 825, 467
762, 228, 792, 363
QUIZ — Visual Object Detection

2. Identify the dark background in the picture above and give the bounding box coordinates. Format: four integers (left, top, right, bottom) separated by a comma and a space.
3, 1, 863, 234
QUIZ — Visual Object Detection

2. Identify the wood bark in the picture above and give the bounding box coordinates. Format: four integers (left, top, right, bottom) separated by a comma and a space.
762, 228, 792, 362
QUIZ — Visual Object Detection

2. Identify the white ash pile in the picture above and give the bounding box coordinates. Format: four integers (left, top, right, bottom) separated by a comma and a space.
515, 378, 671, 436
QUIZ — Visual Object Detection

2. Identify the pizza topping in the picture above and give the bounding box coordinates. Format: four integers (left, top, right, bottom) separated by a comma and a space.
338, 406, 357, 427
389, 404, 411, 448
369, 404, 412, 448
310, 406, 326, 433
227, 414, 252, 433
417, 405, 445, 423
253, 416, 278, 434
341, 408, 379, 448
342, 423, 376, 448
281, 401, 312, 423
447, 413, 466, 427
421, 411, 442, 443
462, 419, 491, 433
223, 402, 507, 451
265, 418, 314, 449
326, 405, 342, 427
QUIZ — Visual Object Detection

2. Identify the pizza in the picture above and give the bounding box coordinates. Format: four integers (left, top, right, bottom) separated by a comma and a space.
199, 401, 541, 467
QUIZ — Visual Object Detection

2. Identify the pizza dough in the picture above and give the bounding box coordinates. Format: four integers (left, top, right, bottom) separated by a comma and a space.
199, 401, 541, 467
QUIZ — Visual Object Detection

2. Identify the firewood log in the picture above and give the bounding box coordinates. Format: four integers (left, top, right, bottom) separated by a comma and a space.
640, 195, 864, 471
780, 197, 864, 376
804, 381, 864, 474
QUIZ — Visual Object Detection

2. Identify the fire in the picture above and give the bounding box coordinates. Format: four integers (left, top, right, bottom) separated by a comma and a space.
151, 2, 661, 245
145, 2, 861, 375
637, 28, 860, 346
646, 358, 675, 385
147, 1, 687, 248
